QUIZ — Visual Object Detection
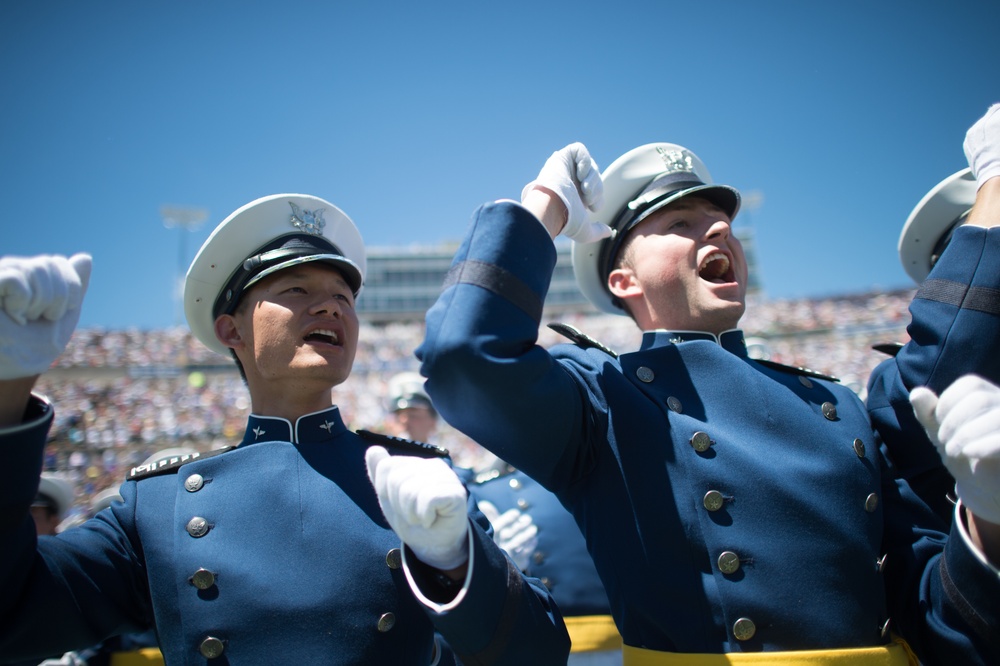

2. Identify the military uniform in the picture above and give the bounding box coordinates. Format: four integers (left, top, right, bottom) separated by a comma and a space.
0, 400, 569, 665
417, 201, 1000, 664
471, 466, 622, 664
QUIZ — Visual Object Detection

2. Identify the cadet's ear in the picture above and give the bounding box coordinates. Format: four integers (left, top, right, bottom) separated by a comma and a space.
608, 266, 642, 301
213, 314, 244, 351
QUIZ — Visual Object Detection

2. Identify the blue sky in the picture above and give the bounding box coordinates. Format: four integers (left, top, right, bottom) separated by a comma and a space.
2, 1, 997, 329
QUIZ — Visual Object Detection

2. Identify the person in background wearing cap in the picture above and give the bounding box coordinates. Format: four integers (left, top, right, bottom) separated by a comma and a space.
416, 115, 1000, 663
387, 371, 441, 443
0, 194, 570, 665
866, 104, 1000, 529
30, 473, 75, 536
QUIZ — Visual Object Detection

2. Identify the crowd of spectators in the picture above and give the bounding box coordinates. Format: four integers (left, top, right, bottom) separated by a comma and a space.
37, 287, 917, 529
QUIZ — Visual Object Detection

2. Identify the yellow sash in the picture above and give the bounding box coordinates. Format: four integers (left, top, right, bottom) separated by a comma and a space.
109, 648, 165, 666
565, 614, 624, 653
623, 637, 918, 666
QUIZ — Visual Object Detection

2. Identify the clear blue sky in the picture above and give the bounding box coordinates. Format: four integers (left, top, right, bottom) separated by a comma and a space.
2, 1, 997, 329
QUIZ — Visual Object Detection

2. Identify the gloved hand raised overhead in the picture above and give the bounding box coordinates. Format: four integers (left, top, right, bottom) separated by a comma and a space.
521, 142, 609, 243
964, 102, 1000, 191
0, 253, 92, 380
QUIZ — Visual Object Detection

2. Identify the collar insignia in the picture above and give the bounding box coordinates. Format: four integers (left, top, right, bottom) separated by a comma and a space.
320, 420, 335, 432
289, 202, 326, 236
253, 426, 265, 439
655, 147, 695, 175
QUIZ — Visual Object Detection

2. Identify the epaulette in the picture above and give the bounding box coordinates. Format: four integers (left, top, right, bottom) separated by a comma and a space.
128, 445, 237, 481
357, 430, 449, 459
872, 342, 903, 357
753, 358, 840, 383
547, 322, 618, 358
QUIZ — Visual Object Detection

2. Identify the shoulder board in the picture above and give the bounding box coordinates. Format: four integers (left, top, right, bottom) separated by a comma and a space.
871, 342, 903, 357
357, 430, 449, 459
128, 445, 237, 481
547, 322, 618, 358
753, 358, 840, 383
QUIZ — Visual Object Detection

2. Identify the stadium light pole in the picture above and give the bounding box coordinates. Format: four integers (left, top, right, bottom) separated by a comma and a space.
161, 206, 208, 326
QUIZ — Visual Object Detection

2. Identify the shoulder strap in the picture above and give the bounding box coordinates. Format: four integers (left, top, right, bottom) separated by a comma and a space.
128, 445, 237, 481
753, 358, 840, 383
547, 322, 618, 358
357, 430, 449, 459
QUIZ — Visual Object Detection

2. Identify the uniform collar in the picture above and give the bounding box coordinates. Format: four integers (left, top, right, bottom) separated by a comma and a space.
242, 405, 347, 445
639, 329, 749, 358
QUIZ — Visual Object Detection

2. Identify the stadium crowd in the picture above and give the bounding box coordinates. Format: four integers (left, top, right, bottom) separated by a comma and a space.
37, 287, 916, 530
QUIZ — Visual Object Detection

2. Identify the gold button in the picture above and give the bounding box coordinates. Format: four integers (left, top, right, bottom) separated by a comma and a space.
667, 397, 683, 413
385, 548, 402, 570
508, 478, 522, 490
798, 375, 813, 389
821, 402, 838, 420
189, 568, 216, 590
690, 432, 712, 452
717, 551, 740, 574
540, 576, 553, 588
703, 490, 724, 512
532, 551, 546, 565
636, 366, 655, 383
853, 438, 866, 458
377, 612, 396, 632
184, 474, 204, 493
733, 617, 756, 641
199, 636, 225, 658
186, 517, 210, 538
516, 498, 530, 510
865, 493, 879, 513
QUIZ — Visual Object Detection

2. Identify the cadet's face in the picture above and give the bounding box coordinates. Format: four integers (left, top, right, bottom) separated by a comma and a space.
233, 263, 359, 390
394, 406, 437, 443
615, 197, 747, 333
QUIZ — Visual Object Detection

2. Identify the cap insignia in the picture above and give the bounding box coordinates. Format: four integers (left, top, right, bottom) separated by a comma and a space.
289, 202, 326, 236
655, 147, 695, 175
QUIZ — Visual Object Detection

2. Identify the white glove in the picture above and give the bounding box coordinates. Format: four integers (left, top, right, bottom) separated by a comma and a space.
38, 652, 87, 666
910, 374, 1000, 524
365, 446, 470, 570
521, 142, 609, 243
964, 103, 1000, 190
0, 253, 92, 380
477, 500, 539, 572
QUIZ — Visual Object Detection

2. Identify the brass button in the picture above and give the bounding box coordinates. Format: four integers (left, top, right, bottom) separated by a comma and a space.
690, 432, 712, 452
717, 551, 740, 574
508, 478, 522, 490
636, 366, 655, 383
798, 375, 813, 389
377, 612, 396, 633
184, 474, 204, 493
189, 568, 216, 590
865, 493, 879, 513
385, 548, 402, 570
540, 576, 553, 588
667, 396, 683, 413
186, 516, 210, 538
821, 402, 838, 420
516, 498, 530, 510
532, 551, 546, 565
853, 438, 866, 458
733, 617, 756, 641
703, 490, 724, 512
199, 636, 225, 659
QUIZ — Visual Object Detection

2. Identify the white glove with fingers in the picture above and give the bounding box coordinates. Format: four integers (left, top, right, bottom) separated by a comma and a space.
0, 253, 92, 380
521, 142, 609, 243
477, 500, 539, 572
910, 374, 1000, 524
366, 446, 470, 570
964, 102, 1000, 190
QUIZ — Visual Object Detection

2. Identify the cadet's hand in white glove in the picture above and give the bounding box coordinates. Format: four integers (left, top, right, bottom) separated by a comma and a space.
521, 142, 609, 243
910, 374, 1000, 523
0, 253, 92, 380
964, 103, 1000, 190
366, 446, 470, 570
477, 500, 539, 572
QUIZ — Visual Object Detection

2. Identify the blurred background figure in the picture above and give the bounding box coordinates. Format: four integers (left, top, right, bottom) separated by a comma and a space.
31, 474, 74, 536
386, 372, 439, 443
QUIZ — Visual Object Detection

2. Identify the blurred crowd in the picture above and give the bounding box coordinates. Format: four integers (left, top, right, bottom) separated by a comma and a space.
38, 287, 916, 529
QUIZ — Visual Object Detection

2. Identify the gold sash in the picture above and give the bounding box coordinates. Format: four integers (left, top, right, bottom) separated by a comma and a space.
623, 637, 918, 665
109, 648, 165, 666
565, 614, 624, 653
